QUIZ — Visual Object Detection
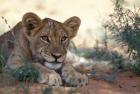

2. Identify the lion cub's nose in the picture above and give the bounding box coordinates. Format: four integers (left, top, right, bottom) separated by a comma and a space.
51, 53, 62, 59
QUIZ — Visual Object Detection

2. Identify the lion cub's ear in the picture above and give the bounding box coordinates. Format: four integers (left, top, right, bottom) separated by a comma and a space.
22, 12, 41, 36
64, 16, 81, 38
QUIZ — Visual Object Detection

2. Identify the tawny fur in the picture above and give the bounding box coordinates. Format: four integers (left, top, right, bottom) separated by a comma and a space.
0, 12, 88, 86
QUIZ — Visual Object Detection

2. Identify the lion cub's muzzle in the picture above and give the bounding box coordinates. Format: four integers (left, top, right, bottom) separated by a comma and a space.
43, 53, 66, 70
51, 53, 62, 63
49, 53, 66, 64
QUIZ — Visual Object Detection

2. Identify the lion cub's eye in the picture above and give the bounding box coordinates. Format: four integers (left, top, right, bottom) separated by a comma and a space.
61, 36, 68, 42
40, 36, 50, 43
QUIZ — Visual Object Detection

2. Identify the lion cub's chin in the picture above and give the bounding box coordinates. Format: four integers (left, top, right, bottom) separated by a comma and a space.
44, 62, 62, 70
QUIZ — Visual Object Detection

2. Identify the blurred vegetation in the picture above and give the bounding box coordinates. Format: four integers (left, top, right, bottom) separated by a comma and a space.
104, 0, 140, 75
77, 47, 126, 70
13, 63, 39, 82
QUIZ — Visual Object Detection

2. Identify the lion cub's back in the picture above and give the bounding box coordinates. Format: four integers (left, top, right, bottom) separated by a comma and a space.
0, 31, 14, 61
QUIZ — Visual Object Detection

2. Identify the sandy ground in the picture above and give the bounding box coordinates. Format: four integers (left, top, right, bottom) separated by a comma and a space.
0, 72, 139, 94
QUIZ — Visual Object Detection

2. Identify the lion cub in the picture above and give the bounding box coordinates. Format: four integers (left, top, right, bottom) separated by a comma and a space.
1, 12, 88, 86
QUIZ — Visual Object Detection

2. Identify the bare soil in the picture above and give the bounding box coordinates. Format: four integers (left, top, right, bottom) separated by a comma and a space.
0, 72, 139, 94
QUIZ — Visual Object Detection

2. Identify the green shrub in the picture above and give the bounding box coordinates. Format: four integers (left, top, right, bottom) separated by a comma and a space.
104, 0, 140, 75
77, 47, 125, 70
131, 62, 140, 75
13, 63, 39, 82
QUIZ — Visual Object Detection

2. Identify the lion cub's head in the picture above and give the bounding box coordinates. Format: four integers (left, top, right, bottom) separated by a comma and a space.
22, 12, 81, 70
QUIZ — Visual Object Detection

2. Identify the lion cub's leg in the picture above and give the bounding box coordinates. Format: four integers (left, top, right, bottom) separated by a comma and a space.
7, 51, 62, 86
33, 63, 62, 86
61, 63, 88, 86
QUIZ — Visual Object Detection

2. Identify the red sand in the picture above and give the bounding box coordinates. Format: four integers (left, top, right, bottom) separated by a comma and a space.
0, 72, 140, 94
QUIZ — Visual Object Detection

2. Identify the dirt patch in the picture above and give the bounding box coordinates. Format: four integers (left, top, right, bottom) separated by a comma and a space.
80, 72, 140, 94
0, 72, 139, 94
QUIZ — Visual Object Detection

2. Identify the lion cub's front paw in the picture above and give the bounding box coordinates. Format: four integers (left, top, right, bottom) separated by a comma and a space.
62, 67, 88, 86
38, 71, 62, 86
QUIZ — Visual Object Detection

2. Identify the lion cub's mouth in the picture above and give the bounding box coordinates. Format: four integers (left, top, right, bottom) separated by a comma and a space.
44, 61, 62, 70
